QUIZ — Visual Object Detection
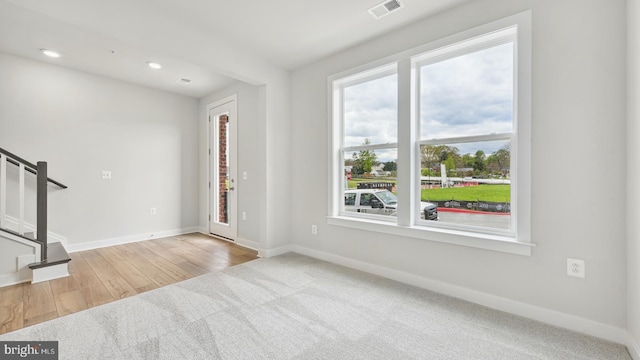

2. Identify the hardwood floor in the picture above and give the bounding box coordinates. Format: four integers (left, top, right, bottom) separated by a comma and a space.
0, 233, 259, 335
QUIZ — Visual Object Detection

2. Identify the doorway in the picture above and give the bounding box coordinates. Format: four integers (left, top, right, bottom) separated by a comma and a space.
209, 96, 237, 240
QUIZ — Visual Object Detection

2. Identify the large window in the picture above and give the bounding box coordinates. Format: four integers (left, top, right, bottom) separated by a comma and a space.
416, 40, 514, 232
329, 12, 532, 255
337, 65, 399, 222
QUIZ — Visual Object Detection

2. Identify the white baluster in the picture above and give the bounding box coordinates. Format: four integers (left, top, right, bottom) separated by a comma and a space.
19, 163, 25, 235
0, 154, 6, 228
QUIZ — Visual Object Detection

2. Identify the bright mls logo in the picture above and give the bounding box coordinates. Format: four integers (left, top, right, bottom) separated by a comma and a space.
1, 342, 57, 359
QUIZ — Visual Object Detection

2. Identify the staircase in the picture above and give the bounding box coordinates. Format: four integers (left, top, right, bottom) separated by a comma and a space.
0, 147, 70, 286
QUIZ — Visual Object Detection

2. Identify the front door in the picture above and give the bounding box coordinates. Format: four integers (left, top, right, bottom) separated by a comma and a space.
209, 96, 237, 240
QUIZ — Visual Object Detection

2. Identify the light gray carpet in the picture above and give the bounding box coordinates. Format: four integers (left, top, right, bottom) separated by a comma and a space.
0, 253, 631, 359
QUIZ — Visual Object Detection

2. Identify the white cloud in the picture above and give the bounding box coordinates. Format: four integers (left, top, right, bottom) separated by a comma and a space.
343, 74, 397, 147
342, 41, 513, 158
420, 42, 513, 139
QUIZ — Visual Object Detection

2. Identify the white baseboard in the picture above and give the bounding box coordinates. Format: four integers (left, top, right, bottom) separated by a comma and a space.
236, 237, 260, 252
290, 244, 629, 346
196, 229, 262, 254
66, 227, 200, 253
195, 231, 260, 253
628, 332, 640, 360
261, 244, 293, 258
0, 270, 30, 288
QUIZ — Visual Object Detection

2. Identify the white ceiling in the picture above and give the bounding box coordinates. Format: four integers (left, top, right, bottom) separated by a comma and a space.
0, 0, 469, 98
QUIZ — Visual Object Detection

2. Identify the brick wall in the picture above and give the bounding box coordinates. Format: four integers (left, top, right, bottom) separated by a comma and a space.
218, 114, 228, 223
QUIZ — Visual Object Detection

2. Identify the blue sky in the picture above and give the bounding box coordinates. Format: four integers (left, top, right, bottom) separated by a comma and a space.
343, 42, 513, 162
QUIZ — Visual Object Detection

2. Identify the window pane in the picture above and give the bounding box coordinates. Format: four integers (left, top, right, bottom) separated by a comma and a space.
420, 42, 513, 139
419, 140, 511, 230
343, 148, 397, 186
343, 74, 397, 147
343, 148, 398, 218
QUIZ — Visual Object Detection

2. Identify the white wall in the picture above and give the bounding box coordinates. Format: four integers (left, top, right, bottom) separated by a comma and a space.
198, 78, 293, 255
628, 0, 640, 356
199, 81, 262, 247
197, 73, 291, 256
0, 238, 33, 275
263, 74, 293, 253
0, 52, 200, 246
290, 0, 627, 337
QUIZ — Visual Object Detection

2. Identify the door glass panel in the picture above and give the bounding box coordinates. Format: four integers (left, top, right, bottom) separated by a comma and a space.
216, 114, 229, 225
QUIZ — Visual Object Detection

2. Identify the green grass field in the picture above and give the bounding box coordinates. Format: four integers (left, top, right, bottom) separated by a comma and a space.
348, 179, 510, 203
421, 185, 510, 203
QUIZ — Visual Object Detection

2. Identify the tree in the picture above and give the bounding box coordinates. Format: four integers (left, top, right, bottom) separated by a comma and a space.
383, 161, 397, 171
462, 153, 474, 168
444, 155, 456, 176
486, 154, 498, 174
474, 150, 486, 172
421, 145, 460, 168
492, 145, 510, 171
351, 138, 377, 175
351, 152, 364, 176
487, 161, 501, 174
360, 150, 375, 173
421, 145, 439, 169
486, 145, 510, 176
359, 139, 377, 173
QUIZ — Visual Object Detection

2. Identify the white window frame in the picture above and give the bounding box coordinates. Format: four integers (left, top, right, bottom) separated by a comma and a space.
327, 11, 532, 256
413, 28, 516, 237
336, 64, 399, 223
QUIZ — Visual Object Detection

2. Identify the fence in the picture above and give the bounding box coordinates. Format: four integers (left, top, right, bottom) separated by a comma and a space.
426, 199, 511, 213
357, 182, 395, 191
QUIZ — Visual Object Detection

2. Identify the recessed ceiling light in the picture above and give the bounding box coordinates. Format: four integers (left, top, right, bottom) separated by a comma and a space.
40, 49, 61, 58
146, 61, 162, 69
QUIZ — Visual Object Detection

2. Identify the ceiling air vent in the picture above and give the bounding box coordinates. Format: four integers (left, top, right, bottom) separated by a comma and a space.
368, 0, 404, 20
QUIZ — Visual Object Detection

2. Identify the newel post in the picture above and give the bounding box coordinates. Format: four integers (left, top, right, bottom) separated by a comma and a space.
37, 161, 47, 262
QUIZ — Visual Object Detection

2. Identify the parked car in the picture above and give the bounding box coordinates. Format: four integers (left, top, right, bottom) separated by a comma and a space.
344, 189, 438, 221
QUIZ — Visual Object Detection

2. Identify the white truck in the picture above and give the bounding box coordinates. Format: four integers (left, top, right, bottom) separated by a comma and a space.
344, 189, 439, 221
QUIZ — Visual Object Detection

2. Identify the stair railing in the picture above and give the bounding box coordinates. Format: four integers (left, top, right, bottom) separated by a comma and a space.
0, 147, 68, 262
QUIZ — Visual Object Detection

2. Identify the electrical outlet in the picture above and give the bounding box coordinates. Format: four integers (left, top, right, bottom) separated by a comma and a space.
567, 258, 585, 278
242, 211, 247, 220
311, 225, 318, 235
101, 170, 112, 180
150, 207, 157, 215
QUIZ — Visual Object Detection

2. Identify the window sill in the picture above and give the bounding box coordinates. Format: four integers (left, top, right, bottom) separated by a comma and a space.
326, 216, 534, 256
